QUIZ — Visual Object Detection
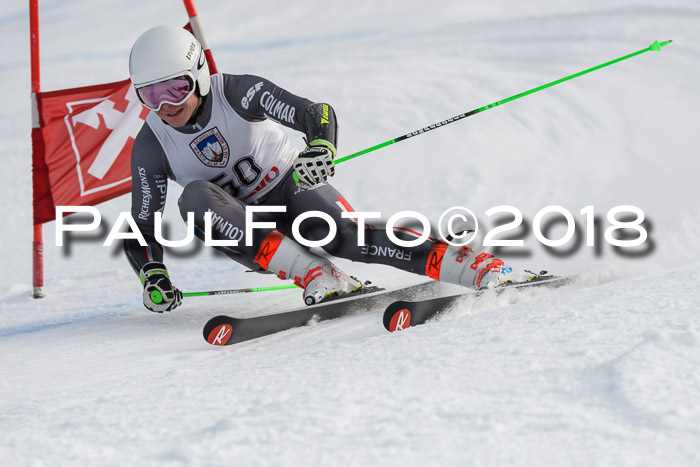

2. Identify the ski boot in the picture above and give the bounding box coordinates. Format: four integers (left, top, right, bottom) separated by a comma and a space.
300, 262, 363, 305
426, 244, 537, 290
477, 263, 538, 289
254, 231, 362, 305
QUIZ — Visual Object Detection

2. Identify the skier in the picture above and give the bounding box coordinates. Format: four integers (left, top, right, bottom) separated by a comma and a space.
125, 26, 535, 313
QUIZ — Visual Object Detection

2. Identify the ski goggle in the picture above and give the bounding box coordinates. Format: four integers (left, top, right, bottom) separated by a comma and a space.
135, 75, 195, 111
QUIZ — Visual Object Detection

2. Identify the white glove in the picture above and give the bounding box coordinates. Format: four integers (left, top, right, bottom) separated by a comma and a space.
294, 139, 336, 189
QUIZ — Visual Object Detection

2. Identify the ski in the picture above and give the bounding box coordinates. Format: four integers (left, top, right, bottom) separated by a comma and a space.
383, 275, 573, 332
204, 281, 442, 346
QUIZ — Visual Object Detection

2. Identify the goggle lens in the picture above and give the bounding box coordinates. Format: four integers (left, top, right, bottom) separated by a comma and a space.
136, 76, 194, 111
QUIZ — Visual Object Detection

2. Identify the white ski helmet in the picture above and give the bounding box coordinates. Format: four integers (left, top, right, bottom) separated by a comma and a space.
129, 26, 210, 108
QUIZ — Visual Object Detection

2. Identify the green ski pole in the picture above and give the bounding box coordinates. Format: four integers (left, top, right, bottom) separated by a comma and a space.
149, 284, 298, 304
294, 39, 672, 181
183, 284, 298, 298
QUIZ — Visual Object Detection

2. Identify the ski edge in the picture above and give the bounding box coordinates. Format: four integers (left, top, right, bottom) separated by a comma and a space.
203, 280, 440, 346
383, 275, 573, 332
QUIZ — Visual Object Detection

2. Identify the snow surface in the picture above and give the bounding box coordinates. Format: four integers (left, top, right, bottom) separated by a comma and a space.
2, 0, 700, 465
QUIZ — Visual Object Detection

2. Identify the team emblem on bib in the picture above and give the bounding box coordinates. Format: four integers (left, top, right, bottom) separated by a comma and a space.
190, 127, 230, 167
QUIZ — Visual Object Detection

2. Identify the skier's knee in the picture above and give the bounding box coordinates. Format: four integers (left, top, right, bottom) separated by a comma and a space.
178, 180, 245, 222
179, 180, 210, 219
318, 222, 355, 257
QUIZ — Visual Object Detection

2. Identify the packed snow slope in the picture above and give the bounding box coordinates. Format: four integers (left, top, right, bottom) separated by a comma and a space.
1, 0, 700, 465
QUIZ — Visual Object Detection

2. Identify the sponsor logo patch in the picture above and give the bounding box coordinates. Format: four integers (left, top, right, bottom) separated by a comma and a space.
137, 167, 167, 221
207, 324, 233, 345
389, 309, 411, 332
206, 208, 244, 243
260, 91, 296, 124
190, 127, 230, 167
455, 246, 474, 263
360, 245, 412, 261
186, 42, 196, 61
426, 243, 447, 280
254, 231, 285, 270
197, 47, 206, 70
243, 166, 279, 200
321, 104, 330, 125
241, 81, 264, 110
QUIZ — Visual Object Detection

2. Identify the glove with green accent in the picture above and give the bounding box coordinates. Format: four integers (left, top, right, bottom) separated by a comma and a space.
294, 139, 336, 189
140, 262, 182, 313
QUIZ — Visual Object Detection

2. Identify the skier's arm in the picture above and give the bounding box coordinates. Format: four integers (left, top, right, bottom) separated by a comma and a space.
124, 126, 182, 312
221, 73, 338, 148
124, 125, 168, 271
294, 102, 338, 188
223, 74, 339, 187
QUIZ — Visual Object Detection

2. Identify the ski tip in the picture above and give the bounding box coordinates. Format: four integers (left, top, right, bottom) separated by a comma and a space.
203, 315, 239, 346
206, 323, 234, 345
385, 307, 412, 332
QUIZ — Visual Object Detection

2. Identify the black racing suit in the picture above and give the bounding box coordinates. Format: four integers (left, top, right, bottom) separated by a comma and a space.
124, 73, 436, 279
